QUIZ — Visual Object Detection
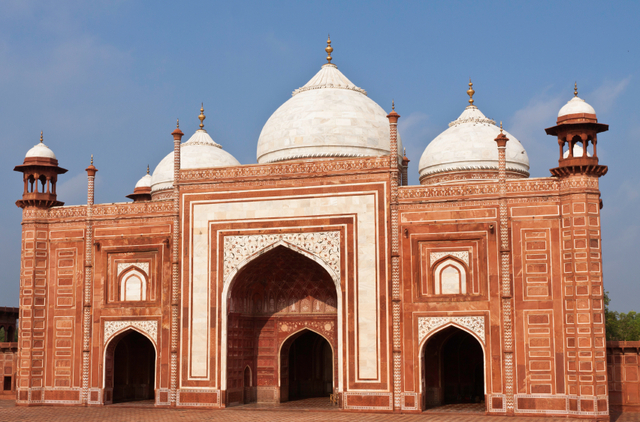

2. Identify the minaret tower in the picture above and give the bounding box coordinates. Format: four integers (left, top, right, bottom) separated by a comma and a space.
14, 131, 67, 209
546, 84, 609, 416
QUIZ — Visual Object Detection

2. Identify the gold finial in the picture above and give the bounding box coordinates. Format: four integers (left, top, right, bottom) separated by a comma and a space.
403, 147, 406, 156
500, 121, 503, 133
325, 35, 333, 64
147, 165, 150, 175
90, 154, 93, 165
467, 79, 475, 105
574, 81, 578, 97
198, 103, 205, 130
39, 131, 43, 143
392, 99, 395, 111
176, 118, 179, 128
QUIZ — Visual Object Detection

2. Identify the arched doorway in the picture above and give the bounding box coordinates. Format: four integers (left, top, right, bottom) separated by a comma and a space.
226, 245, 338, 405
281, 330, 333, 402
106, 330, 156, 403
422, 326, 485, 410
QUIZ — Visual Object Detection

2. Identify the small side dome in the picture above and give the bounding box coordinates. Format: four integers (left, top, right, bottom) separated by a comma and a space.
418, 82, 529, 184
127, 166, 153, 202
26, 132, 56, 159
150, 110, 241, 197
135, 169, 152, 189
558, 97, 596, 117
558, 83, 596, 118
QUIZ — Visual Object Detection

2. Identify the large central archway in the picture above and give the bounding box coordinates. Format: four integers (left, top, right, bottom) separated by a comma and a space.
226, 245, 338, 405
422, 326, 485, 410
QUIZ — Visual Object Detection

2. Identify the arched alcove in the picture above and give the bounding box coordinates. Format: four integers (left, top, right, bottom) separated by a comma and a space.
104, 329, 156, 404
226, 245, 338, 405
280, 329, 333, 402
422, 326, 485, 410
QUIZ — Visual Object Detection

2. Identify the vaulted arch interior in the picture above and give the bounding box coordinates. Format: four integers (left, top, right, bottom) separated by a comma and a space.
227, 245, 338, 405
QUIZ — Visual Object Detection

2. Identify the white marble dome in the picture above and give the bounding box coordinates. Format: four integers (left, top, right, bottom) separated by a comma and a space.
419, 105, 529, 182
257, 63, 403, 163
26, 137, 56, 159
558, 96, 596, 117
151, 129, 240, 193
134, 172, 152, 189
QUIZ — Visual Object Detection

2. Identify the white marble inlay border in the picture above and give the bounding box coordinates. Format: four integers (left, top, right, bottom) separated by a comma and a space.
418, 316, 485, 344
430, 251, 469, 266
117, 262, 149, 276
223, 232, 340, 281
104, 320, 158, 345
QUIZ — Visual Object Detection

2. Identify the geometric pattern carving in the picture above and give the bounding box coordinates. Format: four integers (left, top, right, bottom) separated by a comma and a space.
224, 231, 340, 281
430, 251, 469, 266
418, 316, 485, 344
117, 262, 149, 276
103, 320, 158, 345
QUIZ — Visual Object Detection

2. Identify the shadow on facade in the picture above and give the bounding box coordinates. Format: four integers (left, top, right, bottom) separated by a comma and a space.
423, 326, 485, 410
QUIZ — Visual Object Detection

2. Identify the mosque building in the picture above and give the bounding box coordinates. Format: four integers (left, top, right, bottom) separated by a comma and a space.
13, 38, 611, 417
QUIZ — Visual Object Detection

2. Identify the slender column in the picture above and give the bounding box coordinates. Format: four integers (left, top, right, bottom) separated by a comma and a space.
387, 103, 402, 410
82, 156, 97, 404
401, 149, 409, 187
170, 122, 184, 405
495, 128, 514, 413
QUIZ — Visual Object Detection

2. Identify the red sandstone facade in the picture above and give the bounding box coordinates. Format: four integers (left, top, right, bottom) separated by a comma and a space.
13, 90, 614, 419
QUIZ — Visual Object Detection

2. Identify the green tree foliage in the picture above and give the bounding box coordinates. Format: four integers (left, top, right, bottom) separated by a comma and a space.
605, 291, 640, 341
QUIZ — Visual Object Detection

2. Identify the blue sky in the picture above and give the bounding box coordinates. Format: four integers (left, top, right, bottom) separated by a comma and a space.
0, 1, 638, 311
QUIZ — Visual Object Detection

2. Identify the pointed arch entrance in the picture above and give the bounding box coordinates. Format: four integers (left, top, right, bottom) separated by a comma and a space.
225, 245, 338, 405
422, 326, 485, 410
104, 330, 156, 404
280, 329, 333, 402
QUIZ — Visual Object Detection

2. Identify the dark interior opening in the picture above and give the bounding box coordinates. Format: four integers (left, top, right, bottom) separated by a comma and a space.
423, 326, 484, 409
286, 330, 332, 401
3, 376, 11, 391
113, 330, 155, 403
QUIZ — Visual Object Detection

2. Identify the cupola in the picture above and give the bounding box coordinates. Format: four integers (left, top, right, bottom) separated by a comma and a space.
545, 83, 608, 177
14, 132, 68, 209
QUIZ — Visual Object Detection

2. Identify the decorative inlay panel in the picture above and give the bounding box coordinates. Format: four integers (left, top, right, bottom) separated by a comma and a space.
223, 232, 340, 281
418, 316, 485, 344
104, 320, 158, 345
430, 251, 469, 266
117, 262, 149, 276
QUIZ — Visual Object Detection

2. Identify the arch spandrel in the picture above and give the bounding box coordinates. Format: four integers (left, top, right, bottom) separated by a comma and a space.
418, 316, 486, 346
222, 233, 342, 298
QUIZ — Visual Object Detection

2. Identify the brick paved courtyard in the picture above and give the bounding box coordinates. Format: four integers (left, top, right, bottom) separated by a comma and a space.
0, 400, 637, 422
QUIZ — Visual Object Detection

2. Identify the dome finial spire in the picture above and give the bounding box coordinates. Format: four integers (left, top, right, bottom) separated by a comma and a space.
392, 99, 395, 111
198, 103, 206, 130
176, 118, 180, 128
147, 164, 150, 175
467, 79, 475, 106
90, 154, 93, 165
500, 121, 503, 133
574, 81, 578, 97
325, 35, 333, 64
39, 131, 43, 143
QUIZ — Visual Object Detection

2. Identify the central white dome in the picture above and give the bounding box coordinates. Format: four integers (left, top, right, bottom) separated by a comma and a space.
257, 63, 402, 163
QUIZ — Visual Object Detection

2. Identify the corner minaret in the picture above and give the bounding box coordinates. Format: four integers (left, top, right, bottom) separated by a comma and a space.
545, 83, 608, 177
14, 131, 68, 209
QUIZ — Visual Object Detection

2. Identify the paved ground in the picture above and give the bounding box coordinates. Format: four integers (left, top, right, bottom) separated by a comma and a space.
0, 399, 636, 421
